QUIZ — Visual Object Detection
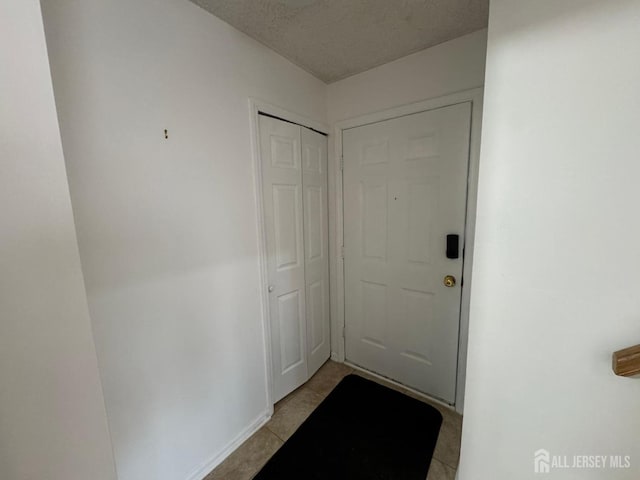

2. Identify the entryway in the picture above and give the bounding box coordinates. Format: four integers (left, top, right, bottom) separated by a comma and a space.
255, 90, 482, 412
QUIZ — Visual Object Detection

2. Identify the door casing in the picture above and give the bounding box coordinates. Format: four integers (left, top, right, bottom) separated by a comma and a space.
331, 89, 483, 413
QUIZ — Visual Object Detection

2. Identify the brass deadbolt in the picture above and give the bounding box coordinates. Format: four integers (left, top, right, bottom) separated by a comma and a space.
443, 275, 456, 288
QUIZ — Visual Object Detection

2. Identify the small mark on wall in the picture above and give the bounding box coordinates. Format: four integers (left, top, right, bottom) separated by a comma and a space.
164, 129, 168, 139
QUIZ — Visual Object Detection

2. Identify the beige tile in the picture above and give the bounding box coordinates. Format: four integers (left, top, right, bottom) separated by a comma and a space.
305, 360, 353, 396
440, 407, 463, 433
265, 387, 324, 441
432, 410, 462, 469
273, 385, 302, 413
204, 427, 282, 480
426, 402, 462, 469
426, 458, 457, 480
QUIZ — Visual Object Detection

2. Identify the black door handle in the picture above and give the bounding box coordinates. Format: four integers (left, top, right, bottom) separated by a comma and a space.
446, 234, 459, 259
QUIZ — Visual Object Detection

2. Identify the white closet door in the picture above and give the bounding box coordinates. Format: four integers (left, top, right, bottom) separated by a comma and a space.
343, 103, 471, 403
301, 127, 330, 376
259, 115, 308, 402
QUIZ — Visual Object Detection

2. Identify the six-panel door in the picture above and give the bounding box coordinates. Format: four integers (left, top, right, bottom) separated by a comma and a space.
259, 115, 330, 402
342, 103, 472, 403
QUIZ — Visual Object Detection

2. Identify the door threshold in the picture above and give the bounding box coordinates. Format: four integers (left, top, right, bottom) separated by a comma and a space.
343, 360, 457, 412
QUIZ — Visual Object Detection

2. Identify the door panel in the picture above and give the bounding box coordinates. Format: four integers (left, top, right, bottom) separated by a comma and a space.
273, 184, 302, 270
260, 115, 307, 402
343, 103, 472, 403
301, 126, 331, 376
305, 186, 323, 261
276, 290, 304, 373
362, 182, 388, 260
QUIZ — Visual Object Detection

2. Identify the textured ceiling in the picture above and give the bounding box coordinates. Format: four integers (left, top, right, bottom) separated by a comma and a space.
189, 0, 489, 83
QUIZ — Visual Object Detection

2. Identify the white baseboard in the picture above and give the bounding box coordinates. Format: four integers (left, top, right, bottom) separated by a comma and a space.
184, 410, 271, 480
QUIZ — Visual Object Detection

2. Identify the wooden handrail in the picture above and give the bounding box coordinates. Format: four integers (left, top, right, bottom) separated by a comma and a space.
613, 345, 640, 377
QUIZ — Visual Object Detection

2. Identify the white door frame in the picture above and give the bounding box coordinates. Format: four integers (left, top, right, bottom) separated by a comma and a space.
248, 98, 329, 414
332, 88, 483, 413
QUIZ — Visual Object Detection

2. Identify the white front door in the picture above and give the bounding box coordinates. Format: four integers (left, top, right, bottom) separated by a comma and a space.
343, 102, 471, 403
259, 115, 330, 402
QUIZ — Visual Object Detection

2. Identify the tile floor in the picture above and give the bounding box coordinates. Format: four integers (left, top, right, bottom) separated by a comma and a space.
205, 361, 461, 480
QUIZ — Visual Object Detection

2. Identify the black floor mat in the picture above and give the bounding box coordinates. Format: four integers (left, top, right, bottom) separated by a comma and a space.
254, 374, 443, 480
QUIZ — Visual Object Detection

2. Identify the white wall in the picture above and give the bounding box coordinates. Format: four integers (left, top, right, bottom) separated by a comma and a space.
326, 30, 487, 359
40, 1, 326, 479
460, 1, 640, 479
0, 1, 117, 479
327, 29, 487, 124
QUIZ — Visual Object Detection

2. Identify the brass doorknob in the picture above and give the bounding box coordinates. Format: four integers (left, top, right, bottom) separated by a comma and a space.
443, 275, 456, 287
